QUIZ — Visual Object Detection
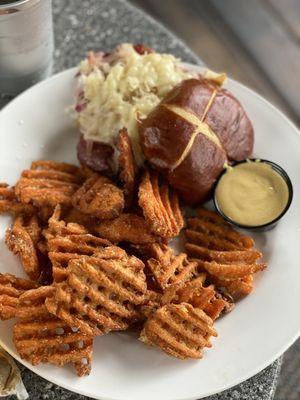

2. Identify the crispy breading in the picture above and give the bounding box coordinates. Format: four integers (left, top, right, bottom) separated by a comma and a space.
185, 244, 262, 264
187, 218, 254, 250
12, 285, 93, 376
64, 206, 94, 228
146, 244, 198, 290
138, 170, 184, 239
48, 233, 111, 283
209, 274, 254, 299
72, 173, 124, 219
117, 128, 137, 208
94, 213, 159, 244
79, 166, 95, 180
176, 274, 233, 320
144, 265, 233, 321
0, 183, 35, 215
43, 205, 88, 241
185, 209, 266, 299
0, 273, 38, 320
46, 248, 147, 336
197, 260, 266, 280
140, 303, 217, 359
196, 208, 230, 226
15, 160, 82, 208
5, 214, 43, 280
43, 205, 110, 282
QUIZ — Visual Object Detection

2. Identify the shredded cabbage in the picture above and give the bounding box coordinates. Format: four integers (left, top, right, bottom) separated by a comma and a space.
74, 43, 195, 165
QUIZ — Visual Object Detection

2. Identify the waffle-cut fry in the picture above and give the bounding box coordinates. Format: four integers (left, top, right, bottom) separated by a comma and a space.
38, 206, 57, 224
64, 206, 94, 228
0, 273, 38, 320
147, 244, 198, 289
187, 217, 254, 250
43, 205, 100, 282
185, 244, 262, 264
13, 317, 93, 376
16, 285, 55, 320
117, 128, 137, 208
185, 229, 242, 251
48, 234, 111, 282
138, 170, 184, 239
46, 248, 148, 336
79, 166, 95, 180
196, 208, 229, 226
197, 260, 266, 280
176, 275, 233, 320
48, 234, 110, 254
15, 160, 82, 208
204, 294, 233, 321
140, 303, 217, 359
13, 285, 93, 376
155, 272, 233, 321
5, 214, 43, 280
210, 275, 254, 299
43, 205, 88, 241
139, 290, 163, 319
94, 213, 159, 244
185, 209, 266, 300
0, 183, 35, 216
72, 173, 124, 219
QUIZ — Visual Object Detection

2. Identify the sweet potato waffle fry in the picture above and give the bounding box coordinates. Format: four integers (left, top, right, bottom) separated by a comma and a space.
176, 274, 233, 320
43, 205, 88, 241
15, 161, 82, 208
0, 183, 35, 216
63, 206, 94, 228
0, 155, 268, 369
5, 214, 43, 281
48, 234, 111, 283
146, 243, 198, 290
12, 285, 93, 376
72, 173, 124, 219
43, 205, 111, 282
138, 170, 184, 239
185, 209, 266, 299
46, 247, 148, 336
209, 275, 254, 299
140, 303, 217, 359
0, 273, 38, 320
117, 128, 137, 208
94, 213, 159, 244
126, 242, 232, 321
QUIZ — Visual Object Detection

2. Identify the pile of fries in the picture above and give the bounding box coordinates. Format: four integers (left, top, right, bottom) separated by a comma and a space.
0, 130, 266, 375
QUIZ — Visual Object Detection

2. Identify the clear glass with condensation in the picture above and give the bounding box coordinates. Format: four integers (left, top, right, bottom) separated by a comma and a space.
0, 0, 53, 96
215, 161, 289, 226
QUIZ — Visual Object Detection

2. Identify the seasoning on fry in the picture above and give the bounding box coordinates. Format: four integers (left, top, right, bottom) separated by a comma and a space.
138, 170, 184, 239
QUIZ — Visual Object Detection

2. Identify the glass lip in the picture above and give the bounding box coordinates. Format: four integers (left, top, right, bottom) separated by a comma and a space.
0, 0, 40, 11
213, 158, 294, 230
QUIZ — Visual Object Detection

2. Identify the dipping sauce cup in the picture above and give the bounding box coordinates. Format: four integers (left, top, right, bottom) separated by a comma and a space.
213, 159, 293, 231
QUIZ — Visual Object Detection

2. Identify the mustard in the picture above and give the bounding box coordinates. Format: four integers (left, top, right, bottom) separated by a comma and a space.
215, 161, 289, 226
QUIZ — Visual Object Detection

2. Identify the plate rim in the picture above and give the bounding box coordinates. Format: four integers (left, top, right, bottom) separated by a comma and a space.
0, 64, 299, 400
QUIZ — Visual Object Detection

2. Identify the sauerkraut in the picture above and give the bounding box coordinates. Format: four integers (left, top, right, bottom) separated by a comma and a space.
74, 43, 195, 165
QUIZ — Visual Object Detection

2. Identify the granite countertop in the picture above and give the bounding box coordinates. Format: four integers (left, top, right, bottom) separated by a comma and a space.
4, 0, 281, 398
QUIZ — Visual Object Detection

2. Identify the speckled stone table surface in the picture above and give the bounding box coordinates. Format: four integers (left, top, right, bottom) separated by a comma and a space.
4, 0, 281, 399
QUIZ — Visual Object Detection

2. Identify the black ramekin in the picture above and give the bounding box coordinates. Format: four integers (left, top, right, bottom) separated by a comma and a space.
213, 158, 293, 231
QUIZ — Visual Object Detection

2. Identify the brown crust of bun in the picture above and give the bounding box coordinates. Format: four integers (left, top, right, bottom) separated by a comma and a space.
139, 78, 254, 204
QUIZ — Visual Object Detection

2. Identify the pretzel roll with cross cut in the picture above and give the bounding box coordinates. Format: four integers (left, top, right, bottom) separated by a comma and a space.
139, 77, 254, 205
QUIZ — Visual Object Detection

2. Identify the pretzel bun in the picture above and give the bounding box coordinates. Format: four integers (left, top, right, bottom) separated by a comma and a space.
139, 78, 254, 205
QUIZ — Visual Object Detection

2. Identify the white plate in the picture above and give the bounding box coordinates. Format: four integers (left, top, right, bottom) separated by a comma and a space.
0, 66, 300, 400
